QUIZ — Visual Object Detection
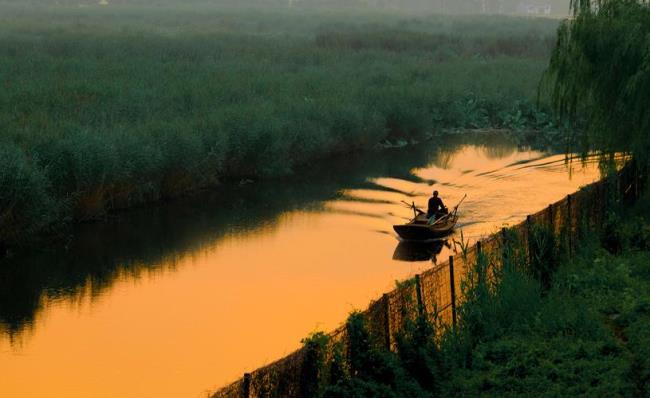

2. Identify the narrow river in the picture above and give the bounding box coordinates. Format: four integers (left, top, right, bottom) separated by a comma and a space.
0, 133, 601, 398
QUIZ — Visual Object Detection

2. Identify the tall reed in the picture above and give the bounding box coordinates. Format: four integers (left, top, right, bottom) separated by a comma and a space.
0, 3, 559, 245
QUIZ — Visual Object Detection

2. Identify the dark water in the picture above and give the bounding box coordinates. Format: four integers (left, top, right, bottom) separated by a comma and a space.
0, 133, 601, 398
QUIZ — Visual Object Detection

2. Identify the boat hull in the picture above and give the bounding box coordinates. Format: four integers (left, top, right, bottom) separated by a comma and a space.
393, 224, 454, 241
393, 214, 458, 241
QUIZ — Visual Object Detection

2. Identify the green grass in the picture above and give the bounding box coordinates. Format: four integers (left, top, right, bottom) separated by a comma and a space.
0, 2, 559, 244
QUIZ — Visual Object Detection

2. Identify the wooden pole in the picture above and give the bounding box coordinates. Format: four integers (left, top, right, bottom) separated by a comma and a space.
383, 293, 391, 351
501, 227, 507, 266
243, 373, 251, 398
449, 256, 457, 328
476, 240, 484, 285
617, 166, 621, 202
567, 194, 572, 257
415, 274, 424, 316
526, 215, 532, 265
634, 163, 639, 201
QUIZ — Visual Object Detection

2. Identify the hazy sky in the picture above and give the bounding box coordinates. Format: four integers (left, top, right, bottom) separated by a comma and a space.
1, 0, 572, 16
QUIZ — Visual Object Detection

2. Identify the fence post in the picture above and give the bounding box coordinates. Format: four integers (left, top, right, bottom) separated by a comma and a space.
604, 178, 610, 224
415, 274, 424, 317
526, 215, 532, 265
633, 163, 639, 201
548, 204, 553, 229
616, 170, 620, 203
383, 293, 391, 351
476, 240, 484, 285
501, 227, 508, 266
567, 194, 572, 257
243, 373, 251, 398
449, 255, 457, 328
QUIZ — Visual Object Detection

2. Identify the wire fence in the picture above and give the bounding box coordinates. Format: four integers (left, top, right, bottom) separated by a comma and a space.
211, 161, 643, 398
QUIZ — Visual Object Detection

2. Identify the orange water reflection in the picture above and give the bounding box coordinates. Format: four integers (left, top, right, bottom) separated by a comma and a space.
0, 143, 602, 398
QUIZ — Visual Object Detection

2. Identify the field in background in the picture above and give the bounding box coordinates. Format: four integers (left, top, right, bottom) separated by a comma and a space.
0, 1, 560, 244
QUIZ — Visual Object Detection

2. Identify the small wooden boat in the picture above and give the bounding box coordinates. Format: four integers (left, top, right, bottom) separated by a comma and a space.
393, 195, 466, 241
393, 213, 458, 241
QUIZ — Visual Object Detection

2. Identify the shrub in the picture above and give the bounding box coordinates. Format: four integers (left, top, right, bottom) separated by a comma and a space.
395, 312, 443, 393
300, 331, 330, 398
528, 224, 560, 291
322, 312, 427, 398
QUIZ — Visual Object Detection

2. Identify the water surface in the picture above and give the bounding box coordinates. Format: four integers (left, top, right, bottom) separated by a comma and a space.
0, 134, 601, 397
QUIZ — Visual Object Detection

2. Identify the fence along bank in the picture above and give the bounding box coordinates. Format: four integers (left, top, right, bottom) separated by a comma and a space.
212, 162, 642, 398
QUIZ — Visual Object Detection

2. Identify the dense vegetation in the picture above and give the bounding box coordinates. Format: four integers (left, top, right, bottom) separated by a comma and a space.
298, 185, 650, 397
0, 2, 559, 246
545, 0, 650, 164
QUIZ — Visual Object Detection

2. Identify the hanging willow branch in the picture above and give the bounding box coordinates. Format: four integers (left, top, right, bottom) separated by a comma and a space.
542, 0, 650, 167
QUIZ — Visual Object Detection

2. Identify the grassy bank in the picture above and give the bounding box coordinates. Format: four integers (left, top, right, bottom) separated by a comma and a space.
0, 2, 559, 245
296, 186, 650, 397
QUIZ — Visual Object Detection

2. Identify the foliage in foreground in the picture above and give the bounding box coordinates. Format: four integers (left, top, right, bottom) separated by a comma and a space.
299, 191, 650, 397
0, 3, 558, 245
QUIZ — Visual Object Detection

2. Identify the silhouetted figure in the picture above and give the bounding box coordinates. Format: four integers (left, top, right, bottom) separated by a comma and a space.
427, 190, 447, 220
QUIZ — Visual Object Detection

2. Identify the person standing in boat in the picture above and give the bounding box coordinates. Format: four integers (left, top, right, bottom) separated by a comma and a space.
427, 190, 448, 222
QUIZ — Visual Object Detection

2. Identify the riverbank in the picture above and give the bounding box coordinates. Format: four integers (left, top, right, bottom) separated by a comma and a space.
0, 2, 559, 247
0, 128, 561, 259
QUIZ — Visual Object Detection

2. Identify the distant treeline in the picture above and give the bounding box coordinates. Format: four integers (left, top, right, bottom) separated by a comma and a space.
0, 0, 572, 15
0, 4, 559, 247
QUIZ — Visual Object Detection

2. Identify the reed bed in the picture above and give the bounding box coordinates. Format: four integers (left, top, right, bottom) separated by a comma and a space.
0, 2, 559, 244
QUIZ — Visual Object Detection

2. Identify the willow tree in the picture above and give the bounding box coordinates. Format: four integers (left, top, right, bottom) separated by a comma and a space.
544, 0, 650, 167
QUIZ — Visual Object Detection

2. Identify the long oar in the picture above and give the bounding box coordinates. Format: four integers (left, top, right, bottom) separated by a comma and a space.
400, 200, 425, 217
452, 194, 468, 216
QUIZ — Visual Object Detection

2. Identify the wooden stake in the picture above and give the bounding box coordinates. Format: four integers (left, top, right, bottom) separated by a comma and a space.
449, 256, 457, 328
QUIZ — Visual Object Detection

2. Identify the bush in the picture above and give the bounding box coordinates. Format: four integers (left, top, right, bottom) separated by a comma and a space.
395, 312, 443, 393
300, 331, 330, 398
322, 312, 427, 398
528, 224, 560, 290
